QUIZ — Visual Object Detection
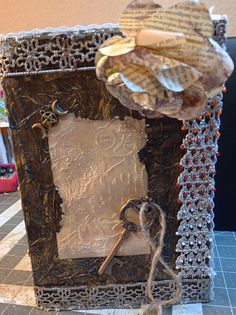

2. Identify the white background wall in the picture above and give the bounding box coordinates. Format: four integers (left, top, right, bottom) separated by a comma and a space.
1, 0, 236, 36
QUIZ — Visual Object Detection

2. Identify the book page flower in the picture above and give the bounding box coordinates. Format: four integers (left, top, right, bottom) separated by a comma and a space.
95, 0, 234, 120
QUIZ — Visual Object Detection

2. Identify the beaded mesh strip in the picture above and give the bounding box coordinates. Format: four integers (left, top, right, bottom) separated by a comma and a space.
176, 94, 222, 282
175, 18, 227, 284
0, 18, 227, 310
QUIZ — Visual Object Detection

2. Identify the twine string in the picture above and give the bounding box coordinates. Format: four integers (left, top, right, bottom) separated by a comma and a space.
139, 202, 182, 315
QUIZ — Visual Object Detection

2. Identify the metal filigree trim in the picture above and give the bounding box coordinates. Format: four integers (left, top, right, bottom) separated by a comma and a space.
35, 279, 212, 311
0, 25, 119, 77
0, 18, 226, 77
0, 23, 119, 40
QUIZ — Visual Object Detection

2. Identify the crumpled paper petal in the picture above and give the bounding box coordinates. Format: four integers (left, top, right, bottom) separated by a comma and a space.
156, 63, 201, 92
156, 92, 183, 115
120, 63, 159, 95
119, 0, 161, 37
156, 40, 234, 93
95, 0, 234, 121
131, 93, 156, 111
96, 55, 115, 81
106, 73, 164, 117
144, 0, 213, 47
119, 47, 182, 71
99, 37, 135, 57
204, 38, 235, 92
172, 81, 207, 120
136, 29, 186, 48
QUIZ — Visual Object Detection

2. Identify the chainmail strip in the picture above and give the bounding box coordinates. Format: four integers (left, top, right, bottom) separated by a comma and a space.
176, 94, 222, 280
35, 279, 212, 311
175, 16, 227, 281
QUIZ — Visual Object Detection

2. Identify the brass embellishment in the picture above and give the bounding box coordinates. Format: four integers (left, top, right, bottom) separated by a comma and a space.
32, 123, 48, 139
32, 100, 68, 138
98, 197, 151, 276
51, 100, 68, 117
40, 110, 58, 128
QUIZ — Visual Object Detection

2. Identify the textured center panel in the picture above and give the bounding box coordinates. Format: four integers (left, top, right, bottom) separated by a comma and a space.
48, 114, 150, 258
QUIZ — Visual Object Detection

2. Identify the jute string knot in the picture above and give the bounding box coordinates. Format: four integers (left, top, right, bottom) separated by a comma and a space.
139, 202, 182, 315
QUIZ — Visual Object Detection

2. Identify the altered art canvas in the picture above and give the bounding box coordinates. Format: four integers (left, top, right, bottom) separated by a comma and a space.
0, 0, 233, 313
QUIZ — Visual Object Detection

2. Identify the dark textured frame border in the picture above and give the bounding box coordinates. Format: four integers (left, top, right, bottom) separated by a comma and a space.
2, 69, 183, 288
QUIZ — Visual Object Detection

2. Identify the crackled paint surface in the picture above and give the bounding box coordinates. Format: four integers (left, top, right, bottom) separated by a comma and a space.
48, 114, 150, 258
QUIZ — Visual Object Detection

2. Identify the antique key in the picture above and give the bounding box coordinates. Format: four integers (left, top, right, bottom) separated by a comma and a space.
98, 198, 148, 276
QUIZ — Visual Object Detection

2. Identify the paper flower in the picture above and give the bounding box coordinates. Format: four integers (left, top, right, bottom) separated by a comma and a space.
95, 0, 234, 120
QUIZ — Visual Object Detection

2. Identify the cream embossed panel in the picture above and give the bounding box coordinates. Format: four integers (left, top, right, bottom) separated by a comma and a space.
48, 114, 150, 258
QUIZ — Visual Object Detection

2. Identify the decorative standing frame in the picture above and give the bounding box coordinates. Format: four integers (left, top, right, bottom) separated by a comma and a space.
0, 18, 227, 311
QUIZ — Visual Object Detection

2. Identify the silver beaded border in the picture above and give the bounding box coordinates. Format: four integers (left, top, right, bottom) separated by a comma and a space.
175, 17, 227, 285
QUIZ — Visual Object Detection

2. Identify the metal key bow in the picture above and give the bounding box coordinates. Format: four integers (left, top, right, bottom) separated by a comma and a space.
98, 197, 148, 276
